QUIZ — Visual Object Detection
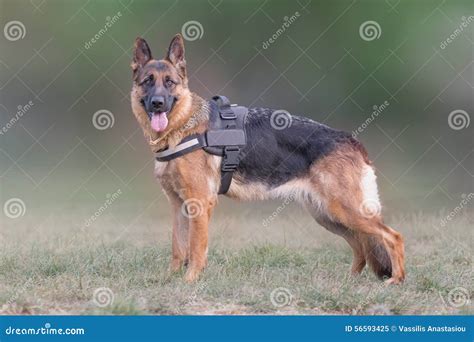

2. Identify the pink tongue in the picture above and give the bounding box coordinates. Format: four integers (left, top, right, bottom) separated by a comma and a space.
150, 112, 168, 132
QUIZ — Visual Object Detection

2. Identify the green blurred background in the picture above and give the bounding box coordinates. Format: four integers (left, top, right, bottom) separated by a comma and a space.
0, 0, 472, 242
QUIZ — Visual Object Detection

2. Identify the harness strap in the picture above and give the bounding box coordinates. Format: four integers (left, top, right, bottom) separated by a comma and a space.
154, 134, 205, 162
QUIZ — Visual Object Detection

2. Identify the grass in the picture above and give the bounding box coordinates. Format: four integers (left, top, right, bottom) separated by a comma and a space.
0, 204, 472, 315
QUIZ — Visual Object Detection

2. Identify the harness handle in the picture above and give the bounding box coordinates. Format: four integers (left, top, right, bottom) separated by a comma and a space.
212, 95, 236, 120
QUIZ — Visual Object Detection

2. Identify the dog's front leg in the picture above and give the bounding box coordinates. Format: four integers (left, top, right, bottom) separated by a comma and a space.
183, 195, 216, 283
169, 194, 189, 272
161, 183, 190, 273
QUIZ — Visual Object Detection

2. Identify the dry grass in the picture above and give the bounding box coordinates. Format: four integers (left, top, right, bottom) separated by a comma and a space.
0, 200, 472, 315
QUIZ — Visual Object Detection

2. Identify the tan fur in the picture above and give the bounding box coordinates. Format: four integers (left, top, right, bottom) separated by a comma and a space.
228, 177, 317, 207
131, 86, 206, 152
155, 147, 220, 282
308, 144, 405, 283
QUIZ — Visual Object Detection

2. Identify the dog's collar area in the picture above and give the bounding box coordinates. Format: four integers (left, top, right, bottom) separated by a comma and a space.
155, 134, 204, 161
155, 95, 247, 194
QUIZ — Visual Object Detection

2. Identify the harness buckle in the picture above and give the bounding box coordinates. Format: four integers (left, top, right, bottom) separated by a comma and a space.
221, 146, 240, 172
213, 95, 237, 120
219, 108, 237, 120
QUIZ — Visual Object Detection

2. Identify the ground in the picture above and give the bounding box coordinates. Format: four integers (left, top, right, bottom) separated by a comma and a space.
0, 199, 472, 315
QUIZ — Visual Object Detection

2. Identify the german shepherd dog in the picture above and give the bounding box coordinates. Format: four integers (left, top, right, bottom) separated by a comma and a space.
130, 34, 405, 284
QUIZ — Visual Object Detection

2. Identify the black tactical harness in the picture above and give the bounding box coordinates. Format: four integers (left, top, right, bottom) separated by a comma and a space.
155, 96, 247, 194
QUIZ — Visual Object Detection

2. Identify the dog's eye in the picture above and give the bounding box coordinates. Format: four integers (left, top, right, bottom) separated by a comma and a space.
165, 78, 174, 88
141, 75, 154, 86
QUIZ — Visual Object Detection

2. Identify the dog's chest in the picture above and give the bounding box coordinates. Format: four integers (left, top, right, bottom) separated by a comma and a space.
154, 160, 168, 179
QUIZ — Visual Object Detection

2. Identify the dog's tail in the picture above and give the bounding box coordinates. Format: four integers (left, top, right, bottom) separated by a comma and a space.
360, 234, 392, 279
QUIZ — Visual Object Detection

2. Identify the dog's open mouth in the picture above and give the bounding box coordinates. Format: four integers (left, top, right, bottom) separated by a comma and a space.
150, 111, 168, 132
148, 98, 177, 133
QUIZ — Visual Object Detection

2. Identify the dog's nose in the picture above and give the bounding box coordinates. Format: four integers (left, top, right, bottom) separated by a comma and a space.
151, 96, 165, 111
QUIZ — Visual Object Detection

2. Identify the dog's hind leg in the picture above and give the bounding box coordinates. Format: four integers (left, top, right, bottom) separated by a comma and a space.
308, 212, 366, 275
307, 209, 395, 279
308, 146, 405, 284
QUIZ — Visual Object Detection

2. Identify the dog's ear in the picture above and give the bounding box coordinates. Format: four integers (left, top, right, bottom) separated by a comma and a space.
132, 37, 152, 75
166, 34, 186, 78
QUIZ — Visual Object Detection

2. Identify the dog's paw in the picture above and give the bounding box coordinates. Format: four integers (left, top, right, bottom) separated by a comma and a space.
184, 268, 201, 283
169, 259, 183, 273
384, 276, 404, 285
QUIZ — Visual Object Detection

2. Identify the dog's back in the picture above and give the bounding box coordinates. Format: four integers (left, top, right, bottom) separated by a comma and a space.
229, 107, 368, 197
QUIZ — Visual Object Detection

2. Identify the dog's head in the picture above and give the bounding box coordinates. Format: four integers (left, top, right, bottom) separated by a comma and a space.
130, 34, 191, 135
